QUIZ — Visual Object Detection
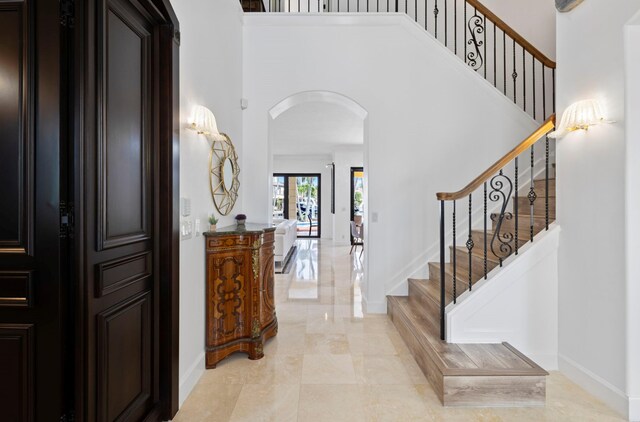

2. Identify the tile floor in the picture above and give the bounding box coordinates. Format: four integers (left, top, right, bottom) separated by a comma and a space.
174, 239, 625, 422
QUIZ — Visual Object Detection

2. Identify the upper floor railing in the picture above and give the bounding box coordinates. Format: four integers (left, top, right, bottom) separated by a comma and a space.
242, 0, 556, 123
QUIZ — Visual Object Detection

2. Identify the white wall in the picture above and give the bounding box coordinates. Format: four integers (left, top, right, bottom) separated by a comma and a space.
480, 0, 556, 60
447, 225, 560, 370
242, 14, 538, 313
333, 147, 364, 245
557, 2, 640, 419
626, 13, 640, 422
273, 154, 334, 239
172, 0, 244, 406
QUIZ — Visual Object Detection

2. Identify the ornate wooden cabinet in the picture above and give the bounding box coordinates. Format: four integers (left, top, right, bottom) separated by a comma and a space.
204, 225, 278, 368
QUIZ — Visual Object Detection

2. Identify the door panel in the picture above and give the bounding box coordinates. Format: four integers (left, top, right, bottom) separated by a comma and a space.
0, 0, 65, 420
0, 1, 31, 254
0, 324, 34, 421
83, 0, 160, 419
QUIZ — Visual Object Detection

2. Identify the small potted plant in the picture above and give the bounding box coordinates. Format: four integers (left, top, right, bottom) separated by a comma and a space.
235, 214, 247, 228
208, 214, 219, 232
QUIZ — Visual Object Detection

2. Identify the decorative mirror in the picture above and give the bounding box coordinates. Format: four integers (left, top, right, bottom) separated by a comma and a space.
209, 134, 240, 215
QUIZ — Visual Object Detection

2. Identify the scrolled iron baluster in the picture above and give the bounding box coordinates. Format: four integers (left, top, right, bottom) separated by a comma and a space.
512, 39, 518, 103
546, 136, 550, 230
529, 144, 536, 242
484, 182, 488, 279
434, 0, 439, 39
489, 170, 514, 266
515, 157, 519, 255
466, 9, 485, 71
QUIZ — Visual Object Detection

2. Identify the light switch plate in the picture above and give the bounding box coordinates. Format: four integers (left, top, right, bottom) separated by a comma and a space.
180, 218, 193, 240
180, 197, 191, 217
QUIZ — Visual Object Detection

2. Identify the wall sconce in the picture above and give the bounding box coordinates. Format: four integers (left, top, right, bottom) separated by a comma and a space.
549, 99, 612, 138
189, 105, 220, 135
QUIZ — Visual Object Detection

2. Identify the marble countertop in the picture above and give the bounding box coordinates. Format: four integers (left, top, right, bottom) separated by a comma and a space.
203, 223, 275, 237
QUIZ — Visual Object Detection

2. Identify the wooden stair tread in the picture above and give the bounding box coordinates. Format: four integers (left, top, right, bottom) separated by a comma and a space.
387, 296, 547, 376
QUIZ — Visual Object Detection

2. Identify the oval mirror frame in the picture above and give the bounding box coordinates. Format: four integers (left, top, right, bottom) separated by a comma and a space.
209, 134, 240, 215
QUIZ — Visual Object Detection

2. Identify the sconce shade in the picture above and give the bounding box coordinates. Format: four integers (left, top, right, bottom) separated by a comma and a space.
549, 99, 611, 138
190, 105, 219, 135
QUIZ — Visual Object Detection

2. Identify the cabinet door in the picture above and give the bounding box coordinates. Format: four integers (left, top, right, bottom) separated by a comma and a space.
259, 235, 276, 327
207, 248, 252, 347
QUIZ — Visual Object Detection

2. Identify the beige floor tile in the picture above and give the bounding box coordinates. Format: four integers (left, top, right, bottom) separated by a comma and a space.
228, 384, 300, 422
199, 353, 253, 385
245, 354, 303, 385
347, 332, 399, 355
353, 355, 414, 385
301, 354, 357, 384
304, 333, 351, 354
298, 385, 366, 422
173, 382, 243, 422
361, 384, 431, 421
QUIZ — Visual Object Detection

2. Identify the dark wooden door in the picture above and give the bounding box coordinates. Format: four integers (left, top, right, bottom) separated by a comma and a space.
78, 0, 172, 420
0, 0, 67, 420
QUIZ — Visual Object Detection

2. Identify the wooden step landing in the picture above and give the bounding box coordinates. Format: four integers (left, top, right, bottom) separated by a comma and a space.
387, 296, 547, 407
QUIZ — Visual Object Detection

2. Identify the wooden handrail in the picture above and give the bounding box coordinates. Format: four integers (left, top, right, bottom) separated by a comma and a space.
466, 0, 556, 69
436, 114, 556, 201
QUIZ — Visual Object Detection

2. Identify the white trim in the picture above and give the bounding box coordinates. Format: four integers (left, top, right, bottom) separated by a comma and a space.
179, 352, 206, 407
630, 397, 640, 422
559, 353, 629, 420
362, 296, 387, 314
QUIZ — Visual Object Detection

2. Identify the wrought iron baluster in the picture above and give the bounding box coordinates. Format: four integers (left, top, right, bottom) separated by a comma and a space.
439, 200, 446, 340
434, 0, 439, 39
546, 136, 550, 230
415, 0, 417, 21
453, 200, 457, 304
529, 144, 536, 242
483, 15, 487, 79
425, 0, 428, 30
484, 182, 488, 279
512, 39, 517, 104
552, 68, 556, 113
444, 0, 448, 47
522, 49, 526, 112
467, 194, 474, 291
466, 8, 484, 71
308, 0, 310, 12
493, 24, 496, 87
464, 2, 467, 64
503, 31, 506, 96
515, 157, 519, 255
543, 64, 547, 119
532, 57, 536, 121
454, 0, 457, 54
489, 170, 514, 267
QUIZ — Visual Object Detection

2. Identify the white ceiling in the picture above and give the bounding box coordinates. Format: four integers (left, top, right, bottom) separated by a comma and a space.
271, 101, 364, 156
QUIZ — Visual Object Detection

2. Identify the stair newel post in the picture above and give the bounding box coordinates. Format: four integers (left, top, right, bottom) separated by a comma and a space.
452, 200, 457, 304
545, 136, 550, 230
439, 200, 446, 341
515, 156, 519, 255
484, 182, 488, 279
467, 194, 473, 291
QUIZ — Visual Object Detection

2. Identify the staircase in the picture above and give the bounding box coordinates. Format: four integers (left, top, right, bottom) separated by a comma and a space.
243, 0, 558, 408
388, 116, 556, 406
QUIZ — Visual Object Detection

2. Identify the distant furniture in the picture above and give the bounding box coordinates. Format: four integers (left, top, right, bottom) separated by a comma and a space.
350, 221, 364, 257
274, 219, 297, 263
203, 224, 278, 368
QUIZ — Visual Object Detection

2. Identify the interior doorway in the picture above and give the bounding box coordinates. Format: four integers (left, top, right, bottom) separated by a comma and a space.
273, 173, 321, 238
350, 167, 364, 245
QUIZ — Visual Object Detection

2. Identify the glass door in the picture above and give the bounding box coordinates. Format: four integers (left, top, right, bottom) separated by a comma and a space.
273, 173, 321, 238
350, 168, 364, 244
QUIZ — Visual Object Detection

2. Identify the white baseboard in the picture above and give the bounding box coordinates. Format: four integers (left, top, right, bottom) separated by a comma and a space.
559, 353, 629, 419
178, 352, 206, 407
630, 397, 640, 422
362, 296, 387, 314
